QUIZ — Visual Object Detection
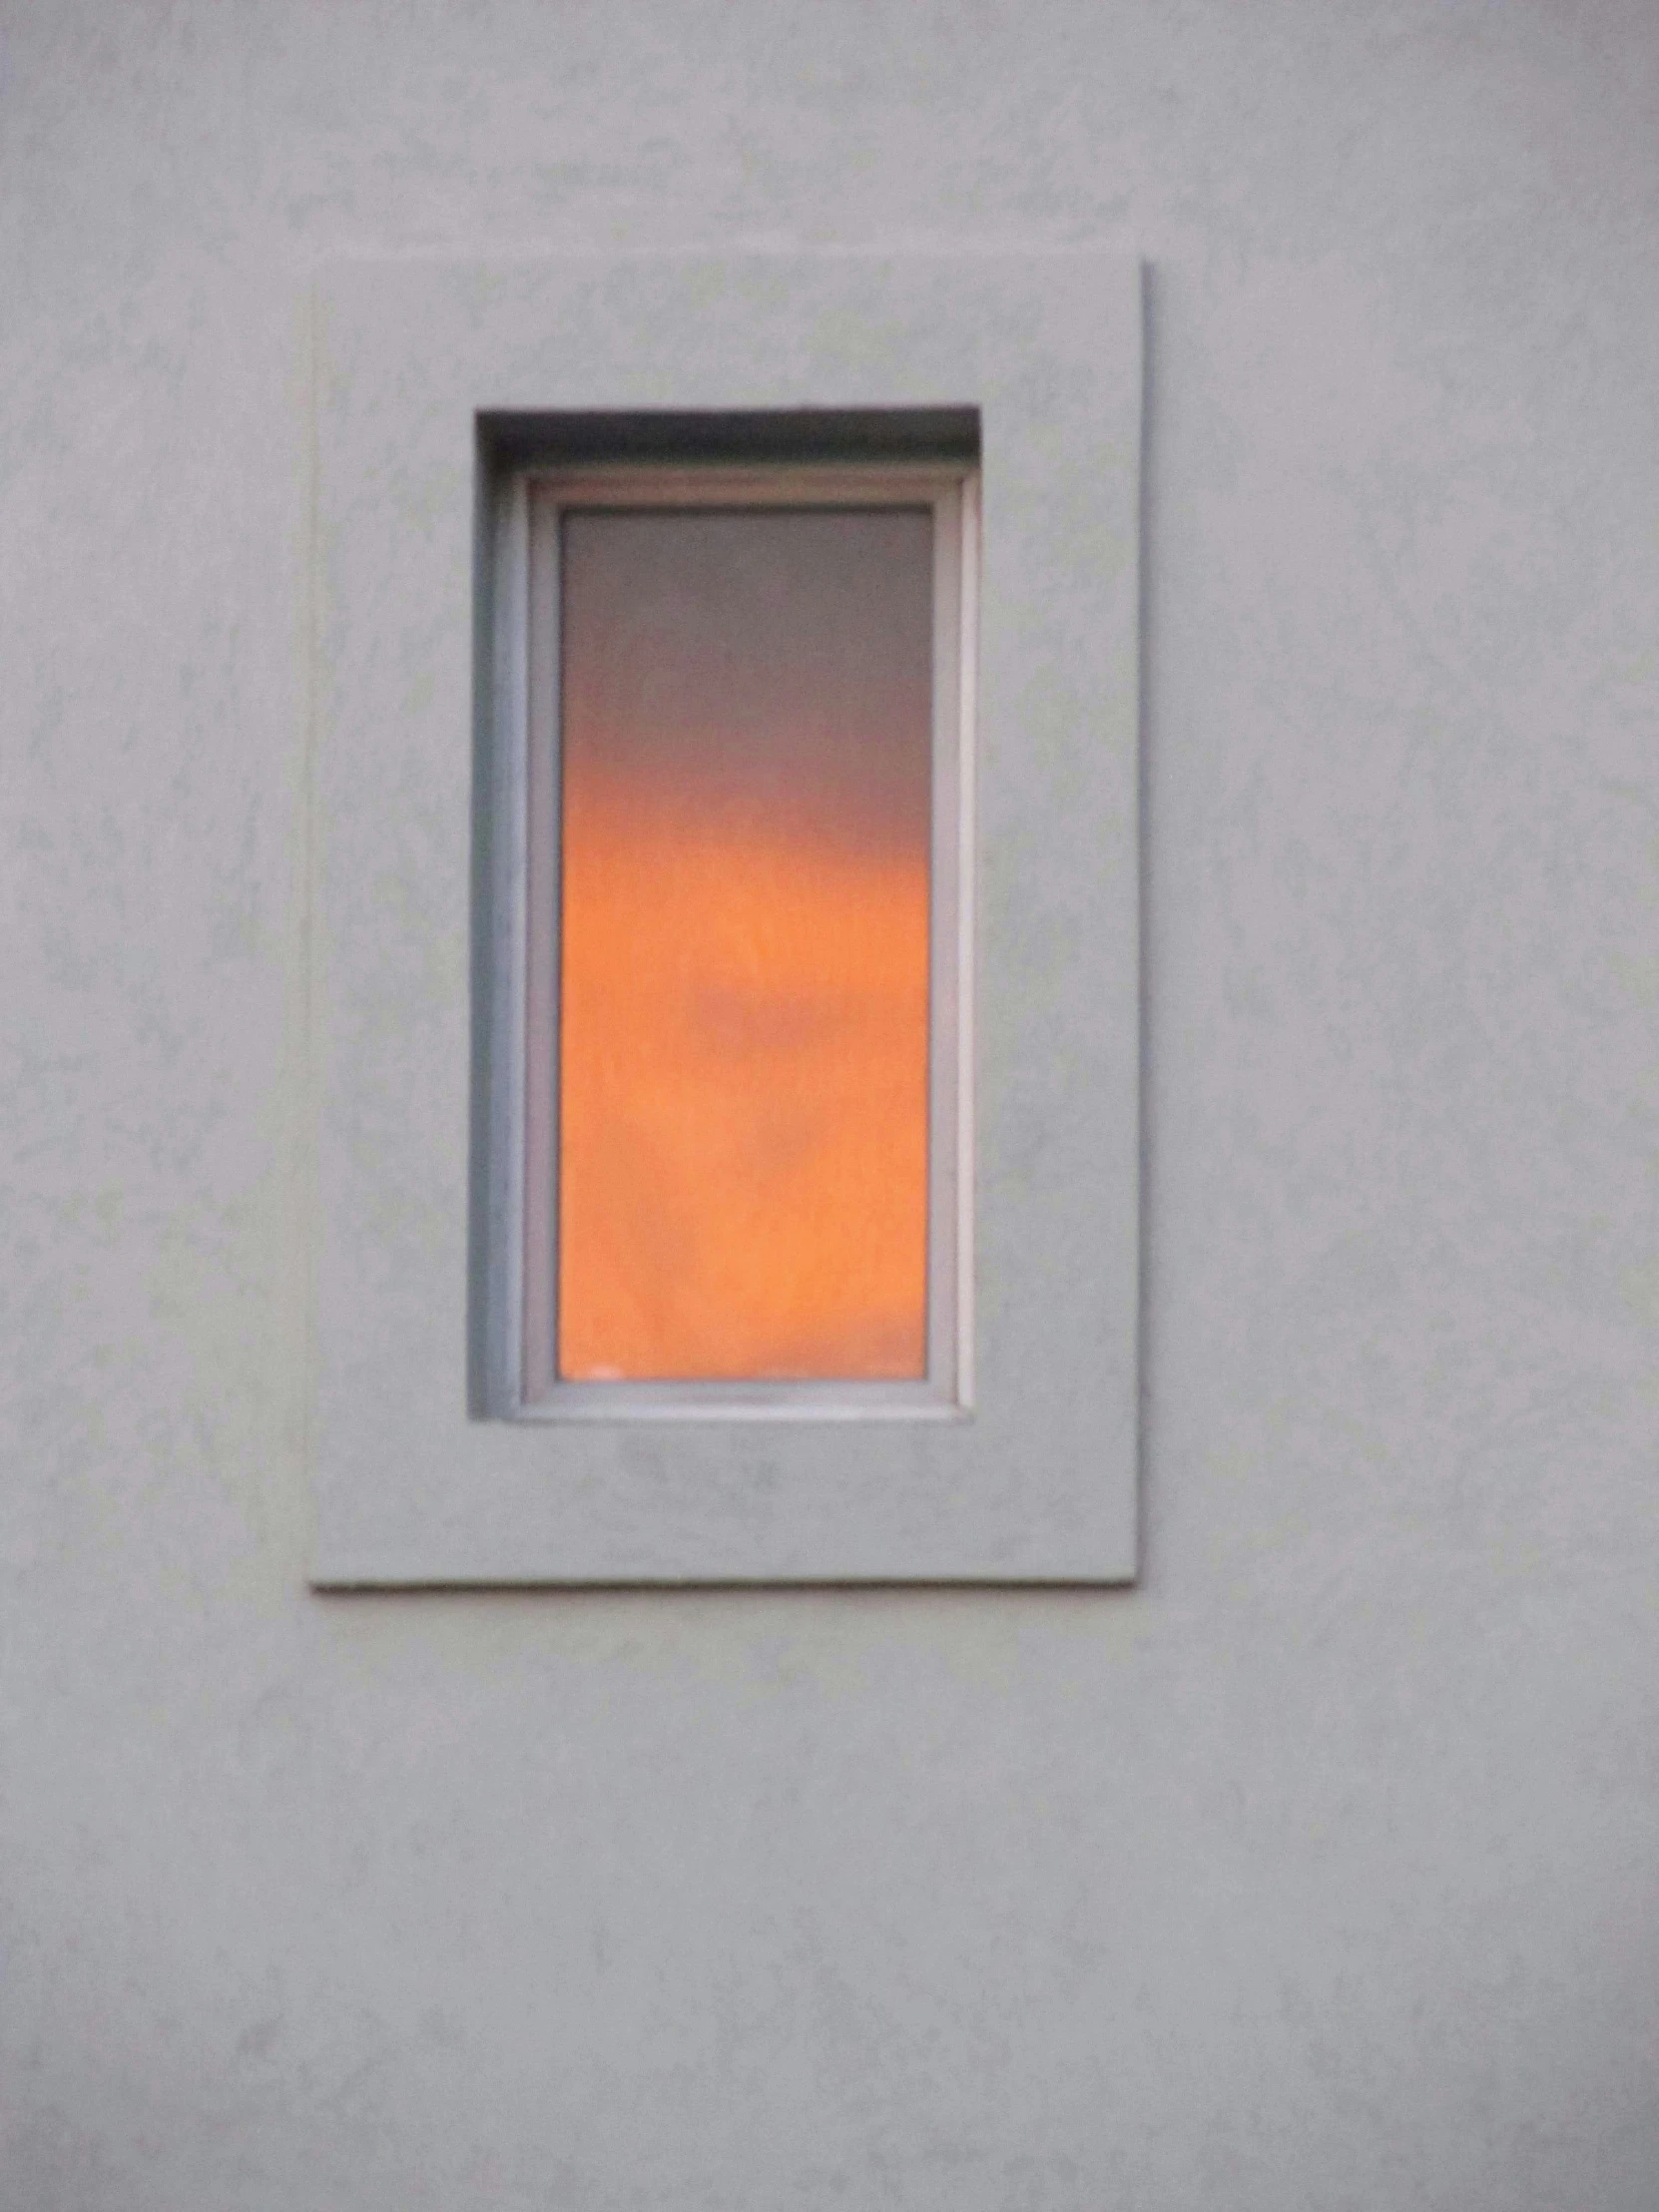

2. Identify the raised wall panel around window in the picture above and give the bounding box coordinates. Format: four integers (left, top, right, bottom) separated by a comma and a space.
309, 251, 1141, 1584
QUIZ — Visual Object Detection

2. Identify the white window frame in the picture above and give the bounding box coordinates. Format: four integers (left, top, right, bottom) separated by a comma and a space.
486, 462, 979, 1423
308, 250, 1142, 1585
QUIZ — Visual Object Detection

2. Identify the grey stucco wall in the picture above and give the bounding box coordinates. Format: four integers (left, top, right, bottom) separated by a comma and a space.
3, 4, 1657, 2206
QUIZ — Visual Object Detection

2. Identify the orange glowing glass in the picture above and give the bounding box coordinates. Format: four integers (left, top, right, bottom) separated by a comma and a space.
553, 505, 934, 1382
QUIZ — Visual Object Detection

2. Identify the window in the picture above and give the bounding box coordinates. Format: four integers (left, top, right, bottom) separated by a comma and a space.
483, 437, 977, 1420
310, 250, 1141, 1584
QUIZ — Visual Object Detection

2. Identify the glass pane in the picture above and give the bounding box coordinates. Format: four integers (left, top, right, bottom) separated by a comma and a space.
556, 505, 933, 1382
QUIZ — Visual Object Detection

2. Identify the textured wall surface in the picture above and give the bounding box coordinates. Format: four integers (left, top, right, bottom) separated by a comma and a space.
4, 3, 1658, 2205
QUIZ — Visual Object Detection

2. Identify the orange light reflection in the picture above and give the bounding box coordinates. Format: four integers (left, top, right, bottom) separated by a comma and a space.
557, 795, 928, 1380
554, 507, 933, 1382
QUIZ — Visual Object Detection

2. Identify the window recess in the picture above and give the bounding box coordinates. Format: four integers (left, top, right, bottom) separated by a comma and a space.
483, 434, 978, 1422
